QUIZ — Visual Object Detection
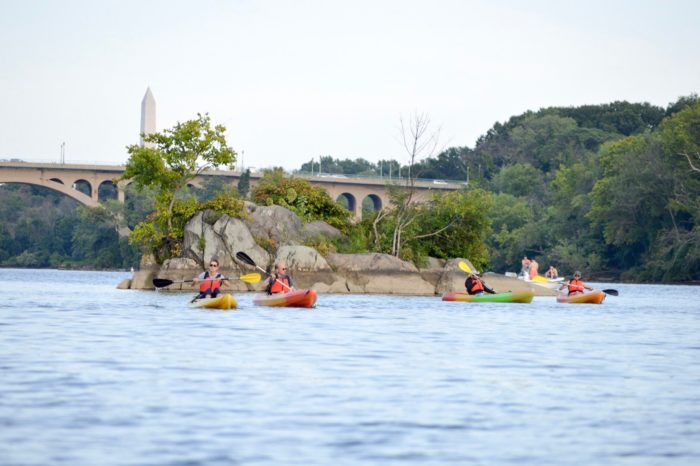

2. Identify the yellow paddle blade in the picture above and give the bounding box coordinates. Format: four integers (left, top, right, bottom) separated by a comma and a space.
531, 275, 549, 283
458, 261, 473, 274
240, 272, 261, 284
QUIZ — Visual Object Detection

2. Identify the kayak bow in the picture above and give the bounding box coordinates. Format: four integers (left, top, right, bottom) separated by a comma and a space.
556, 290, 606, 304
253, 289, 317, 308
189, 293, 237, 310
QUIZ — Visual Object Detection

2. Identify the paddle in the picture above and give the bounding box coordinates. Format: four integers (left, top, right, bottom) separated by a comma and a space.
458, 260, 503, 293
602, 289, 619, 296
458, 261, 475, 274
152, 272, 261, 288
236, 251, 292, 291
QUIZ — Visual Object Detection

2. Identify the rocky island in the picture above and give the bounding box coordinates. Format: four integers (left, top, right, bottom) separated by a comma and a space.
119, 203, 554, 296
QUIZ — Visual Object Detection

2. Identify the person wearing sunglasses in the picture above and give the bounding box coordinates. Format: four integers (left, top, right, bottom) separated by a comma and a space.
559, 271, 593, 296
192, 258, 229, 301
265, 261, 294, 294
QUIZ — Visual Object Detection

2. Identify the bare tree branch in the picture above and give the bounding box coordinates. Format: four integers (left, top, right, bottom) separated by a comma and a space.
411, 220, 456, 240
681, 152, 700, 173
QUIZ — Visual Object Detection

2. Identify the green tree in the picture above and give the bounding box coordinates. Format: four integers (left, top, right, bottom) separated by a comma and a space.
490, 163, 545, 200
409, 189, 493, 268
238, 168, 251, 198
251, 168, 352, 232
195, 175, 229, 202
121, 114, 236, 257
486, 193, 534, 272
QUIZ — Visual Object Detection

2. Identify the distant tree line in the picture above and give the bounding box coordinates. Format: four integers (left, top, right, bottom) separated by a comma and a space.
0, 185, 141, 269
294, 96, 700, 281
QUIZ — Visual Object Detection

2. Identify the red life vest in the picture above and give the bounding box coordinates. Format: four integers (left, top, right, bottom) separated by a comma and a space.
468, 277, 485, 294
269, 276, 291, 294
199, 272, 222, 294
568, 279, 585, 295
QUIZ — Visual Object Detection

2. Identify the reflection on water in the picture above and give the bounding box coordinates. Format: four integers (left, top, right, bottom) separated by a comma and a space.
1, 269, 699, 465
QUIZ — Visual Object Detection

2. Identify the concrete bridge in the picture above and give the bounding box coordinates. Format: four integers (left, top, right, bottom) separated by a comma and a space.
0, 161, 464, 219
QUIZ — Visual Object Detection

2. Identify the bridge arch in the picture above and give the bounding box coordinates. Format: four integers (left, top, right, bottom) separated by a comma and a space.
362, 194, 383, 217
336, 192, 357, 215
98, 180, 118, 202
0, 176, 99, 208
72, 179, 92, 197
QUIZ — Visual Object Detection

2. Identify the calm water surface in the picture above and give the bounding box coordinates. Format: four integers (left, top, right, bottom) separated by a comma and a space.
1, 269, 699, 465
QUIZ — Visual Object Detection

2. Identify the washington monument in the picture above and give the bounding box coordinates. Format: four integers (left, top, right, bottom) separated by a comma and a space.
140, 87, 156, 147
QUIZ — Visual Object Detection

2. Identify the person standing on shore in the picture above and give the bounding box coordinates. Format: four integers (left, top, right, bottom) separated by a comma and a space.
529, 258, 539, 279
520, 256, 531, 278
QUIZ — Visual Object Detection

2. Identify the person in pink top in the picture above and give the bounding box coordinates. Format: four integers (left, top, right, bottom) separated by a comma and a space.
529, 258, 539, 279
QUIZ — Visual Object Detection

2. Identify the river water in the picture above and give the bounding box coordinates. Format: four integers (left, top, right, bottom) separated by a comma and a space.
1, 268, 699, 466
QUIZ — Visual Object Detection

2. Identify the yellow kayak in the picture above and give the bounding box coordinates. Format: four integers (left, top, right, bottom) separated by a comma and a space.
189, 293, 237, 310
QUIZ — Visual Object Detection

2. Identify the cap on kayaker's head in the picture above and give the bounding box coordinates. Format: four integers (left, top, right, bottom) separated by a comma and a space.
574, 271, 581, 278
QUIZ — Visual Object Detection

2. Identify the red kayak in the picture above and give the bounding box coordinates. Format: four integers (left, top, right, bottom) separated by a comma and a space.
556, 290, 606, 304
253, 289, 317, 308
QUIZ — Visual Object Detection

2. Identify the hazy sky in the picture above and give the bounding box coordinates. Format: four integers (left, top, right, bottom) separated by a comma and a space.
1, 0, 698, 170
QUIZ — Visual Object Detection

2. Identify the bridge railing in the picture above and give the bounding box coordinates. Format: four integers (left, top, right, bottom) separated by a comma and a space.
292, 171, 468, 188
0, 159, 468, 187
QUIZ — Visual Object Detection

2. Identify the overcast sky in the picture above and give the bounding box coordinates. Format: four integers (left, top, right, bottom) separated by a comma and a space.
1, 0, 698, 170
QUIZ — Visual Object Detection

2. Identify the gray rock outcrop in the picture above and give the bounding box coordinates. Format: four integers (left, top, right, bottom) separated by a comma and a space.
249, 205, 304, 246
302, 221, 342, 240
183, 211, 269, 270
121, 204, 555, 296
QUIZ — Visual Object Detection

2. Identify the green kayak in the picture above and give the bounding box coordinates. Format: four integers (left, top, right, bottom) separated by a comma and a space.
441, 291, 534, 303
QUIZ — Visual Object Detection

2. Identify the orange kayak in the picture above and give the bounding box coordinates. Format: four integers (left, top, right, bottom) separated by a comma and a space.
253, 289, 317, 308
556, 290, 606, 304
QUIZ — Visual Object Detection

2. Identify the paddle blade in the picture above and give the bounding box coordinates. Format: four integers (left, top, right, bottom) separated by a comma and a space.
458, 261, 473, 274
240, 272, 261, 284
532, 275, 549, 283
602, 289, 619, 296
152, 278, 174, 288
236, 251, 256, 267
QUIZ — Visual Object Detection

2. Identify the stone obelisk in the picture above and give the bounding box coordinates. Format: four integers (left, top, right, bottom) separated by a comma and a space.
140, 87, 156, 147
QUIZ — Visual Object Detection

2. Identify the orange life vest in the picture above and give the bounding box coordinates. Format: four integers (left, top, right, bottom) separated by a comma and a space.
467, 277, 485, 294
199, 272, 222, 294
568, 279, 585, 295
269, 276, 291, 294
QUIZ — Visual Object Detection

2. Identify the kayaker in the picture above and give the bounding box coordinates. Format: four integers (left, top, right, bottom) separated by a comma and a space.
559, 271, 593, 296
545, 265, 559, 279
192, 258, 229, 301
465, 272, 496, 295
265, 261, 294, 294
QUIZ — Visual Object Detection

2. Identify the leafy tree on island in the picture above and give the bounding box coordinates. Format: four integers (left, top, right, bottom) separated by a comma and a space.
120, 113, 237, 258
